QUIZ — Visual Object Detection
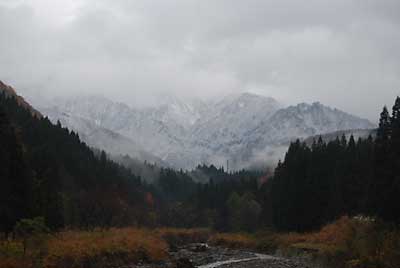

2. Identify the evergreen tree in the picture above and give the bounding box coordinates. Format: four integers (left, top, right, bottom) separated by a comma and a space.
0, 107, 32, 234
377, 106, 391, 141
391, 97, 400, 125
391, 97, 400, 152
0, 92, 146, 229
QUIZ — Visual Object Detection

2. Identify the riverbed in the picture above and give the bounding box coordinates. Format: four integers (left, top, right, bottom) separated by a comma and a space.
130, 244, 313, 268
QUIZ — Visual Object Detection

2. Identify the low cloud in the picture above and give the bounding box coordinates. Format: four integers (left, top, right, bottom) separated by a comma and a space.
0, 0, 399, 120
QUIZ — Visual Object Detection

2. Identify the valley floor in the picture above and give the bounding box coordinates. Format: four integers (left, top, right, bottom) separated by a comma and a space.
1, 217, 400, 268
0, 228, 310, 268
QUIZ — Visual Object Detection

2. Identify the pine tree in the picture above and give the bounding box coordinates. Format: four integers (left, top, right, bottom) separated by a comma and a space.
391, 97, 400, 151
387, 97, 400, 222
391, 97, 400, 124
0, 91, 146, 229
0, 108, 32, 235
377, 106, 391, 141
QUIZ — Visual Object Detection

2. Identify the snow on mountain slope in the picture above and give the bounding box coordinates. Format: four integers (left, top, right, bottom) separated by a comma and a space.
228, 102, 375, 169
54, 95, 137, 131
36, 93, 375, 170
251, 102, 374, 145
191, 93, 282, 150
41, 106, 166, 166
49, 96, 189, 159
147, 95, 209, 128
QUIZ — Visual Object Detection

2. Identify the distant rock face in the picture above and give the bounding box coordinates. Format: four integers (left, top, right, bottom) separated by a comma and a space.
30, 92, 375, 170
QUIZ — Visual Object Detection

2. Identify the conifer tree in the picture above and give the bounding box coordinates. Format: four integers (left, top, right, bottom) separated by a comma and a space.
391, 97, 400, 124
0, 108, 32, 234
377, 106, 391, 141
391, 97, 400, 151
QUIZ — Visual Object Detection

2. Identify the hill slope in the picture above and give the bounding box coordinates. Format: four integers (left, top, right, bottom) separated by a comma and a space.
0, 86, 147, 231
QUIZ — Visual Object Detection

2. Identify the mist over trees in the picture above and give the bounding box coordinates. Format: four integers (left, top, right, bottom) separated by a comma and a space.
1, 90, 400, 235
0, 92, 262, 232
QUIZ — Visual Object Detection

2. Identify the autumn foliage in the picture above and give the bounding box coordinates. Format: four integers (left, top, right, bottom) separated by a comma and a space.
1, 228, 168, 268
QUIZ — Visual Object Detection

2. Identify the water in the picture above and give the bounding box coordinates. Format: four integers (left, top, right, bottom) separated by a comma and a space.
197, 253, 280, 268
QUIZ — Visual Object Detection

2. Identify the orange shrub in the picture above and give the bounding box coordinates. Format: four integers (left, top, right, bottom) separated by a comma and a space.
0, 258, 34, 268
379, 230, 400, 268
44, 228, 168, 268
0, 240, 32, 268
278, 216, 354, 248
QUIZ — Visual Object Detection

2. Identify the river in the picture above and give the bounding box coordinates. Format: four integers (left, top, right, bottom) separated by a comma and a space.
168, 244, 313, 268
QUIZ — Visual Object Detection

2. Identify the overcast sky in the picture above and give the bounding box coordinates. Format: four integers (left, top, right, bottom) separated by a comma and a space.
0, 0, 399, 121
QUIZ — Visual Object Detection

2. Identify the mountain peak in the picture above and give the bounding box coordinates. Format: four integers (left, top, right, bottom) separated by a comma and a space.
26, 87, 375, 170
216, 92, 281, 111
223, 92, 278, 103
238, 92, 261, 99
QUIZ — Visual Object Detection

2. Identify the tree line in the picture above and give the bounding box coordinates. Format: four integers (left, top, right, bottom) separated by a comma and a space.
270, 97, 400, 231
0, 92, 147, 234
0, 91, 262, 233
2, 90, 400, 234
160, 96, 400, 233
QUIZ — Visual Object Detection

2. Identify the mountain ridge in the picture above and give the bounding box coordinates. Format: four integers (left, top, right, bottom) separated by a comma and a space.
15, 81, 375, 170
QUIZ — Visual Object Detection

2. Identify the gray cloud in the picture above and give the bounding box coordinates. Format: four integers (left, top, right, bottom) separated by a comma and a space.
0, 0, 399, 120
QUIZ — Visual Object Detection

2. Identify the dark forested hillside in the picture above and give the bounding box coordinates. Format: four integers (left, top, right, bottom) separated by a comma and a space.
0, 92, 147, 231
143, 165, 264, 230
2, 83, 400, 238
0, 90, 266, 232
270, 97, 400, 232
0, 107, 33, 234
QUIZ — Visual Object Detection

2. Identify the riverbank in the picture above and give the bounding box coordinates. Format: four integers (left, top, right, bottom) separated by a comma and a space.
210, 216, 400, 268
169, 244, 309, 268
1, 217, 399, 268
0, 227, 302, 268
0, 228, 215, 268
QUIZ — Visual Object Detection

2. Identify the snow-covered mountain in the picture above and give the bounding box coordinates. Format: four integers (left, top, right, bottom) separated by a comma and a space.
33, 93, 375, 170
232, 102, 375, 168
40, 105, 166, 166
250, 102, 374, 145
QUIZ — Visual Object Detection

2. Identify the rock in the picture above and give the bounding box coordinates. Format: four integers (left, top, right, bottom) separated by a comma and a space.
190, 243, 210, 252
176, 258, 195, 268
169, 244, 179, 252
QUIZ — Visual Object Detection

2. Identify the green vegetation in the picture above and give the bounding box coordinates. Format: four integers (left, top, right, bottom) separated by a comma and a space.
14, 217, 50, 255
0, 91, 262, 232
1, 89, 400, 268
0, 92, 146, 232
270, 97, 400, 231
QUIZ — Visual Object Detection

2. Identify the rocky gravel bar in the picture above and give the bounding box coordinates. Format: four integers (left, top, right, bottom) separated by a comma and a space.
127, 244, 313, 268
